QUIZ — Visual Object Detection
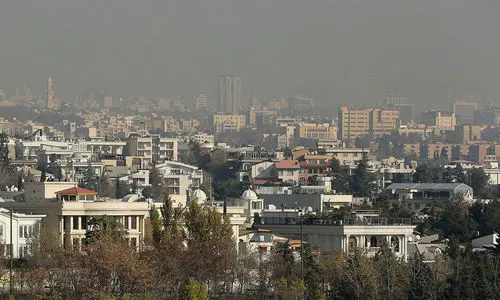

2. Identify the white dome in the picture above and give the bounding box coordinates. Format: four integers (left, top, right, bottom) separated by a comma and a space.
191, 189, 207, 203
241, 189, 258, 200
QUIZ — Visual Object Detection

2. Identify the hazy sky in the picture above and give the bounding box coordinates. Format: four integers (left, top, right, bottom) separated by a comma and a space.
1, 0, 499, 109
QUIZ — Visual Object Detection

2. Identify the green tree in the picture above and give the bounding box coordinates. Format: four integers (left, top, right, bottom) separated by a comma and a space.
351, 153, 378, 198
469, 167, 492, 199
413, 164, 433, 183
436, 202, 477, 242
408, 253, 435, 300
184, 201, 236, 287
439, 146, 449, 165
80, 162, 98, 191
160, 194, 184, 242
178, 277, 209, 300
0, 132, 9, 166
48, 153, 63, 181
115, 180, 131, 198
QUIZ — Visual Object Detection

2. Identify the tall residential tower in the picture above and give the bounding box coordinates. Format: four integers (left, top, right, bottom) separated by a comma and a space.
219, 75, 242, 114
46, 77, 61, 110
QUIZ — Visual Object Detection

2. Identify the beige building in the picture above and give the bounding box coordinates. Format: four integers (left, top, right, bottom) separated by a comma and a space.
338, 106, 399, 142
296, 123, 337, 140
421, 111, 456, 130
24, 181, 79, 201
195, 92, 207, 111
212, 114, 246, 133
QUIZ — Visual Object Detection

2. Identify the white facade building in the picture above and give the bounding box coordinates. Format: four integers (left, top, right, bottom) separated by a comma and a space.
155, 161, 203, 206
0, 208, 45, 258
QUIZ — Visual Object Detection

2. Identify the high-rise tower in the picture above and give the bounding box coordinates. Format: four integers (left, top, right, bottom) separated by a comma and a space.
219, 75, 242, 114
46, 77, 61, 110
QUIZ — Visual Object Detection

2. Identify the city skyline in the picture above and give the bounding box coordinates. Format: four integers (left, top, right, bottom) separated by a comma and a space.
1, 0, 500, 109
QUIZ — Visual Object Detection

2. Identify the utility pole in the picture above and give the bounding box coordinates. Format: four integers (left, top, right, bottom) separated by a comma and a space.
9, 210, 13, 294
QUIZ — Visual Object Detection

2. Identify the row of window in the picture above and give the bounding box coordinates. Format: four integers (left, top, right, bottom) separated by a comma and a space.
65, 216, 139, 231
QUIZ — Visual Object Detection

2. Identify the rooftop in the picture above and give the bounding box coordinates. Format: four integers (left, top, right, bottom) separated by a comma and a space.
55, 187, 98, 195
275, 160, 300, 169
385, 183, 468, 191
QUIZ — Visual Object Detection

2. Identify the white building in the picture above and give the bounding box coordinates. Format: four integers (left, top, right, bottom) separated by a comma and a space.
0, 208, 45, 258
126, 135, 178, 167
0, 187, 150, 251
155, 161, 203, 206
192, 132, 215, 145
257, 210, 415, 260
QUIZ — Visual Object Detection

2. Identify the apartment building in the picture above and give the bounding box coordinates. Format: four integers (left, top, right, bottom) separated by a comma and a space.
421, 111, 456, 130
296, 123, 337, 140
212, 114, 246, 133
338, 106, 399, 142
155, 161, 203, 206
126, 135, 178, 167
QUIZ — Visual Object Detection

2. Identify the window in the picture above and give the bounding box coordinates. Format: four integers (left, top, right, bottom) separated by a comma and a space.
125, 217, 129, 229
0, 225, 3, 237
19, 246, 28, 258
81, 216, 87, 230
73, 216, 79, 230
19, 225, 33, 239
131, 217, 137, 230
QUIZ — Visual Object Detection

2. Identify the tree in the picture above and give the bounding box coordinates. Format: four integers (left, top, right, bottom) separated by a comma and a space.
98, 174, 112, 197
330, 158, 351, 194
413, 164, 433, 183
14, 140, 24, 160
439, 147, 449, 165
408, 253, 435, 300
115, 180, 131, 199
351, 153, 378, 198
0, 132, 9, 167
252, 212, 262, 228
435, 202, 477, 242
178, 277, 209, 300
160, 194, 184, 242
0, 133, 17, 188
141, 186, 154, 199
49, 153, 62, 181
80, 162, 98, 191
84, 216, 126, 244
184, 201, 236, 288
469, 167, 492, 199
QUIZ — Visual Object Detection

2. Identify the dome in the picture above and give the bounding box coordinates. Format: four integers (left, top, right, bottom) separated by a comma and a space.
241, 189, 258, 200
191, 189, 207, 203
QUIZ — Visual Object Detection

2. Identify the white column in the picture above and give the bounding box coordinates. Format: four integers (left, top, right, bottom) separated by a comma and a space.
346, 234, 350, 252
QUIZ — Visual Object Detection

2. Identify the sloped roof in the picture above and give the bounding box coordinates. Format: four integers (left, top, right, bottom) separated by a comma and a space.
275, 160, 300, 169
55, 187, 97, 195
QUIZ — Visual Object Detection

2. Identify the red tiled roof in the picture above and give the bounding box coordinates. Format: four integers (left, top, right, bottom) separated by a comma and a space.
55, 187, 98, 195
275, 160, 300, 169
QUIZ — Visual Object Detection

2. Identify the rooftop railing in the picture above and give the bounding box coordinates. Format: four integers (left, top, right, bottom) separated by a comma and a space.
261, 216, 412, 226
